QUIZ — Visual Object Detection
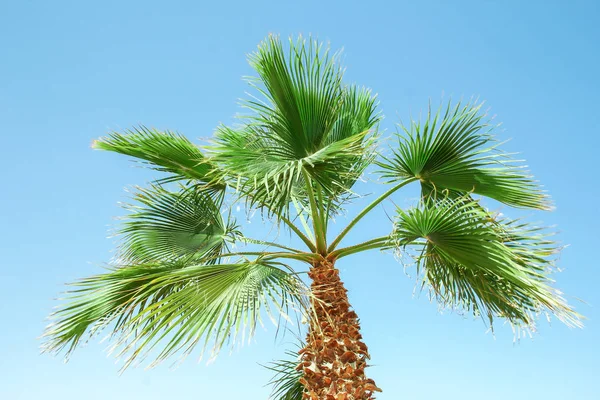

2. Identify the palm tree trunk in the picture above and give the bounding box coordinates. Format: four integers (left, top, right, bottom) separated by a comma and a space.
298, 259, 382, 399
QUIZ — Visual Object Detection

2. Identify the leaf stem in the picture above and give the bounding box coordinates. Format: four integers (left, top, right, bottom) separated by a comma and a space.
302, 169, 327, 255
328, 178, 416, 252
237, 237, 306, 253
280, 214, 317, 253
315, 182, 328, 250
329, 236, 392, 260
208, 251, 316, 263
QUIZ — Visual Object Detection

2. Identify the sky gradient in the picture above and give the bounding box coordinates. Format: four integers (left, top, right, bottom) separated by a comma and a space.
1, 0, 599, 399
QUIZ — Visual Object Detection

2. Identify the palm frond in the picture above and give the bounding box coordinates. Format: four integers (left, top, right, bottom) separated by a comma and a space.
210, 36, 380, 218
378, 101, 551, 210
210, 124, 305, 218
392, 197, 581, 329
246, 35, 345, 158
212, 125, 376, 217
42, 260, 307, 370
118, 184, 239, 263
94, 126, 225, 191
265, 347, 304, 400
326, 85, 380, 146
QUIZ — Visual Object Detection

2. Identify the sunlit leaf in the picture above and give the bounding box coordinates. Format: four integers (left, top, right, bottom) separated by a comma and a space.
392, 197, 580, 328
210, 36, 380, 218
378, 101, 550, 210
94, 126, 225, 191
118, 184, 239, 263
42, 260, 307, 369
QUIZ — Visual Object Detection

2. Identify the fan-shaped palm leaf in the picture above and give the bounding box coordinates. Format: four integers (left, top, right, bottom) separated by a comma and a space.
94, 126, 225, 192
378, 101, 550, 210
210, 36, 380, 218
213, 125, 376, 217
118, 184, 238, 263
392, 197, 580, 328
42, 260, 307, 369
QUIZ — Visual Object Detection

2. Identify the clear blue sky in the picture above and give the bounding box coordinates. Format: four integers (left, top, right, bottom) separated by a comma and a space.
1, 1, 598, 399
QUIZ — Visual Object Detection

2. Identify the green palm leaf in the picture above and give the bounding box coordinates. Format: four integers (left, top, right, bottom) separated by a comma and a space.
247, 35, 343, 159
378, 101, 550, 210
213, 125, 376, 217
392, 197, 580, 328
118, 184, 239, 263
42, 260, 307, 369
94, 126, 225, 191
265, 346, 304, 400
210, 36, 380, 217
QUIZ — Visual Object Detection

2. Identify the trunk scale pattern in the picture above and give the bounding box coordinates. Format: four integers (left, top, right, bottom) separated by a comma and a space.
298, 259, 382, 399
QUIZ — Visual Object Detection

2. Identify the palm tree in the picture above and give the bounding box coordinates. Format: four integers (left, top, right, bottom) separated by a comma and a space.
43, 35, 581, 400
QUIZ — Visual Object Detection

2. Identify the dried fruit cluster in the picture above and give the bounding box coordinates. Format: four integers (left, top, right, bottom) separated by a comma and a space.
298, 260, 382, 399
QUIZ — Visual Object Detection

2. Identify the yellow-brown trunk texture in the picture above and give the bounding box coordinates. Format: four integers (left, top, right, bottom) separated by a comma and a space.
298, 259, 382, 400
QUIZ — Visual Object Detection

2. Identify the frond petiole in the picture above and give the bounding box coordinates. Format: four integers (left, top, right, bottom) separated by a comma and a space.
328, 178, 416, 252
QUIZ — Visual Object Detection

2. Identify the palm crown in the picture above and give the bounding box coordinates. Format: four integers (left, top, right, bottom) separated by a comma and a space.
43, 35, 581, 399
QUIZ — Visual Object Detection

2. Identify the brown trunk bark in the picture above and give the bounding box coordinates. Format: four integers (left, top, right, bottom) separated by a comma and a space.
298, 259, 381, 400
